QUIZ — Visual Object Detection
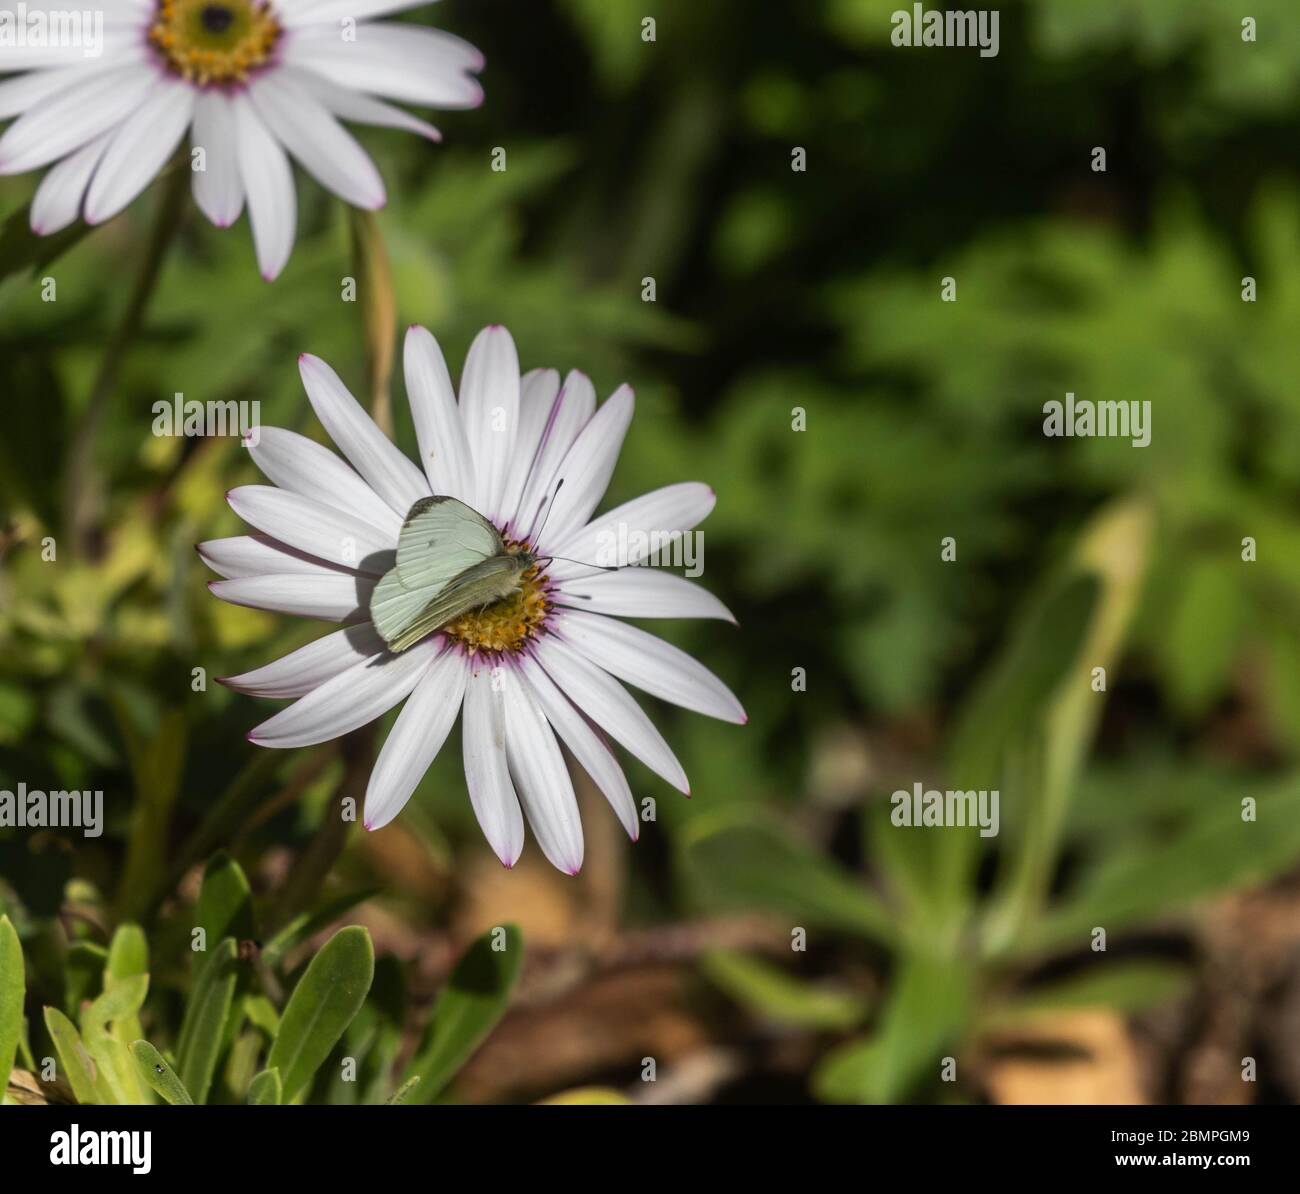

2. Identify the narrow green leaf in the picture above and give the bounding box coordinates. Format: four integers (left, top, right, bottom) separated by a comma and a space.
44, 1006, 99, 1104
195, 852, 257, 946
0, 201, 94, 285
261, 886, 380, 966
130, 1041, 194, 1105
176, 937, 239, 1105
1037, 772, 1300, 950
702, 949, 868, 1030
402, 925, 523, 1104
267, 925, 374, 1102
814, 951, 970, 1105
105, 925, 148, 985
0, 916, 23, 1095
82, 975, 149, 1039
994, 962, 1193, 1025
247, 1067, 282, 1105
63, 941, 107, 1015
102, 924, 150, 1102
82, 974, 150, 1105
384, 1075, 420, 1105
682, 813, 892, 941
243, 994, 280, 1039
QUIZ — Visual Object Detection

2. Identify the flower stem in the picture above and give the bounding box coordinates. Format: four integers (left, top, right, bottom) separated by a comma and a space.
348, 207, 397, 435
62, 163, 189, 556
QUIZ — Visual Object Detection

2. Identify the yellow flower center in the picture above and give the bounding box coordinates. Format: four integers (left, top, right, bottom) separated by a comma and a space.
148, 0, 281, 87
442, 555, 550, 656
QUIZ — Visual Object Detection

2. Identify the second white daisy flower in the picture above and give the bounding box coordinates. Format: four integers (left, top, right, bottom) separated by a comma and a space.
0, 0, 483, 278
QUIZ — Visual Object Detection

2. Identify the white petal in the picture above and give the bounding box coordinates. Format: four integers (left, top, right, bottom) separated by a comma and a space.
403, 324, 474, 503
517, 654, 637, 841
226, 485, 395, 573
84, 78, 194, 224
208, 573, 374, 621
249, 70, 385, 209
232, 94, 296, 281
284, 23, 484, 109
549, 482, 716, 582
555, 610, 746, 724
499, 367, 560, 536
221, 624, 386, 698
278, 0, 433, 24
555, 569, 735, 622
532, 635, 689, 793
513, 370, 596, 542
461, 662, 526, 867
501, 666, 584, 874
537, 385, 633, 548
0, 64, 150, 174
0, 27, 146, 74
247, 426, 402, 539
458, 325, 519, 521
197, 533, 363, 580
289, 66, 441, 142
298, 353, 431, 514
191, 89, 243, 227
363, 646, 467, 830
28, 130, 109, 234
248, 637, 438, 748
0, 67, 84, 119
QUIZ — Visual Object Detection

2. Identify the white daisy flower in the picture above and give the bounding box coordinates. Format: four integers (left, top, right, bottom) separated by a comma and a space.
0, 1, 483, 278
200, 325, 746, 874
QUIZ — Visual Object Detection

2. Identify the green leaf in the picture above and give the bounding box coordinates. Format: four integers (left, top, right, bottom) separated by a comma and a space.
44, 1006, 99, 1105
130, 1041, 194, 1106
0, 201, 94, 287
401, 925, 523, 1104
983, 496, 1154, 954
194, 852, 257, 946
995, 961, 1193, 1024
384, 1075, 420, 1105
267, 925, 374, 1102
1036, 772, 1300, 949
176, 937, 239, 1105
702, 950, 868, 1031
105, 924, 148, 985
82, 974, 149, 1104
114, 702, 187, 919
0, 916, 23, 1096
260, 887, 380, 966
247, 1067, 282, 1106
63, 941, 107, 1015
814, 951, 970, 1104
681, 813, 892, 941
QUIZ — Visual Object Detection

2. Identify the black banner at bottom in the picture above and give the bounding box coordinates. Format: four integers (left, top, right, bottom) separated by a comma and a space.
0, 1104, 1286, 1179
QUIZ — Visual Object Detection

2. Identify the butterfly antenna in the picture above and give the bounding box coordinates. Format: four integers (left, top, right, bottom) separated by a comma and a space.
528, 477, 565, 545
540, 554, 618, 576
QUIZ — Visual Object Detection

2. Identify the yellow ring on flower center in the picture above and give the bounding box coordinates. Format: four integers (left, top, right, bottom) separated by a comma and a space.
148, 0, 281, 87
442, 558, 550, 656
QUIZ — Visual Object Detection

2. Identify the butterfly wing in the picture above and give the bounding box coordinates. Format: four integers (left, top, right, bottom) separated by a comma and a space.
372, 555, 525, 653
395, 496, 504, 590
372, 497, 518, 653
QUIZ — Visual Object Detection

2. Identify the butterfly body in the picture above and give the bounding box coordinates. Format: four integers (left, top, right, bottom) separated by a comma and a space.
371, 496, 539, 654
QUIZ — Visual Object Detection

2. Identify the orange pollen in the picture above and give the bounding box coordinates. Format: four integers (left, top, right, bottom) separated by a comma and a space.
441, 557, 550, 656
148, 0, 281, 87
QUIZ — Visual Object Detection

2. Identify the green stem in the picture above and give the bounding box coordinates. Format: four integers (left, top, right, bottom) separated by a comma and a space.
269, 210, 401, 927
348, 207, 396, 435
63, 163, 189, 556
